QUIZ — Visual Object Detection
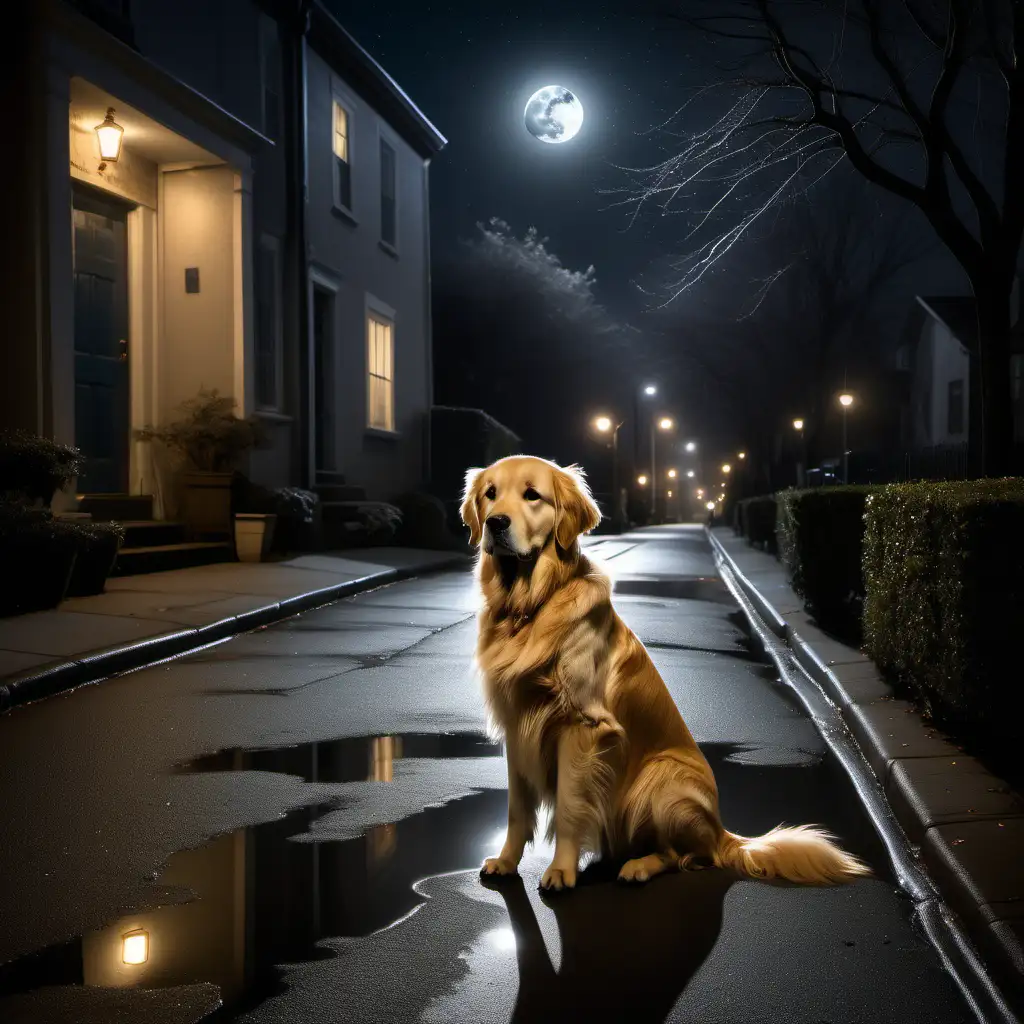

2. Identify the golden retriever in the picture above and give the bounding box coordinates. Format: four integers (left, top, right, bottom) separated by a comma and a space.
461, 455, 870, 891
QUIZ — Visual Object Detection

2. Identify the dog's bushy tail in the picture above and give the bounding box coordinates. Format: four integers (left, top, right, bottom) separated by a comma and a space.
716, 825, 871, 885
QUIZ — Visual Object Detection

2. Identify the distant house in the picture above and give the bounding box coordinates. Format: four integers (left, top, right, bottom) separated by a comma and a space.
5, 0, 444, 555
897, 295, 1024, 475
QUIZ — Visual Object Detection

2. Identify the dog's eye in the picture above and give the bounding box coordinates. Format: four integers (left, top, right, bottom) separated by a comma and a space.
524, 487, 541, 502
485, 485, 497, 501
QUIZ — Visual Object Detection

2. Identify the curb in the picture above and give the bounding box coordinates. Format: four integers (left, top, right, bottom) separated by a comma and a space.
706, 527, 1021, 1024
0, 555, 470, 715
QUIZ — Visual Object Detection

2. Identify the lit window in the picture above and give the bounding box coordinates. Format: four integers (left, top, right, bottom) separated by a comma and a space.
333, 100, 352, 210
367, 314, 394, 431
380, 140, 396, 248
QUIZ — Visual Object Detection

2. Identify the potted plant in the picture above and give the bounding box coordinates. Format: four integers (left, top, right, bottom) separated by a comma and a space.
234, 512, 278, 562
0, 504, 79, 617
61, 520, 126, 596
0, 431, 83, 507
136, 390, 267, 540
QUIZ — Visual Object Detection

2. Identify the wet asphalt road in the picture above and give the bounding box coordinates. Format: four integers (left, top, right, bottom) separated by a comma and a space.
0, 526, 974, 1023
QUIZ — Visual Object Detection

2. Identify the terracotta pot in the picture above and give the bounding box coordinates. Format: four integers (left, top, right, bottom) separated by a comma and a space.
182, 471, 234, 540
234, 513, 277, 562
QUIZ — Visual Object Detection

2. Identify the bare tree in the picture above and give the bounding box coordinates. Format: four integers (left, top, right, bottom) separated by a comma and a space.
649, 177, 932, 478
615, 0, 1023, 474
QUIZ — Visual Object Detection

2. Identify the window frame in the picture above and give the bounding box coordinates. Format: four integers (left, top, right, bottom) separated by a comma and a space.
365, 297, 397, 435
331, 91, 355, 218
378, 132, 398, 255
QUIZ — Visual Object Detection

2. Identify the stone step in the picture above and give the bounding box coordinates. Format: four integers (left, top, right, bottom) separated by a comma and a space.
112, 541, 234, 577
120, 520, 186, 548
78, 493, 154, 522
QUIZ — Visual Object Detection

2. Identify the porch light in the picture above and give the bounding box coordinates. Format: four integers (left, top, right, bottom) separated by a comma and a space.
121, 928, 149, 965
95, 108, 124, 163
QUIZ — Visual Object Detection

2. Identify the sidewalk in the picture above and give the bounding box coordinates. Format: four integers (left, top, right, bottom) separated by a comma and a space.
708, 527, 1024, 1014
0, 548, 470, 712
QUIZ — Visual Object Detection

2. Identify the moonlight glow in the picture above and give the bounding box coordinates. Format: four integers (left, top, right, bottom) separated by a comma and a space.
524, 86, 584, 144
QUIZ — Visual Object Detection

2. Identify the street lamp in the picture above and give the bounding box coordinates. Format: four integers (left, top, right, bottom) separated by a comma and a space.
686, 469, 694, 478
637, 474, 648, 486
738, 451, 746, 460
644, 384, 657, 396
792, 419, 807, 486
685, 441, 697, 453
722, 464, 731, 474
793, 418, 804, 432
838, 393, 855, 484
593, 414, 624, 531
667, 468, 677, 479
650, 416, 674, 521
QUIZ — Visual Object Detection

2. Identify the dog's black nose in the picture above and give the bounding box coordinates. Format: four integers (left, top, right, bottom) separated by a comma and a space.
486, 514, 511, 534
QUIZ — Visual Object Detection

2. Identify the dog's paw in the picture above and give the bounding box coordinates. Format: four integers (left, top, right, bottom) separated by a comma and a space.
539, 863, 577, 891
618, 858, 652, 884
480, 856, 519, 878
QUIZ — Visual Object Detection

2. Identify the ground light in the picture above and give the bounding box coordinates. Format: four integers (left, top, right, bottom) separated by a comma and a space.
121, 928, 149, 965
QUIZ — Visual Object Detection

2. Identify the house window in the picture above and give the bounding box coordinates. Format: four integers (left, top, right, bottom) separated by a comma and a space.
255, 237, 282, 410
380, 140, 396, 248
333, 100, 352, 211
947, 378, 964, 435
367, 313, 394, 431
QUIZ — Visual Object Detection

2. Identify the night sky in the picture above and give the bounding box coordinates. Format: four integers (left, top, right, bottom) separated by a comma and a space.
333, 0, 967, 489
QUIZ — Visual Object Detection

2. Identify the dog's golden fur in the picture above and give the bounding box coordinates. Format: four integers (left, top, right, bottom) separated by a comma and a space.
462, 455, 871, 891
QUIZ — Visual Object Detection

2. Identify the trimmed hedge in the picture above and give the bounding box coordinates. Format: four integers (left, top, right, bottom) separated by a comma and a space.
0, 431, 82, 505
776, 486, 878, 644
863, 479, 1024, 749
62, 521, 125, 597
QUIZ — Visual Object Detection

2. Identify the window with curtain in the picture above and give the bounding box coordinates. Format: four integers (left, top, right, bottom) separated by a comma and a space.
367, 314, 394, 431
333, 100, 352, 210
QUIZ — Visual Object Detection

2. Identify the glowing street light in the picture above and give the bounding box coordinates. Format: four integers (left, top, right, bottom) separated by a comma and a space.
592, 415, 625, 531
667, 468, 677, 479
122, 928, 150, 965
649, 416, 675, 520
838, 393, 854, 408
686, 470, 694, 478
738, 451, 746, 460
722, 464, 732, 474
637, 474, 648, 486
706, 501, 716, 511
685, 441, 697, 453
593, 415, 612, 433
696, 488, 704, 498
644, 384, 657, 396
658, 417, 674, 430
838, 392, 856, 483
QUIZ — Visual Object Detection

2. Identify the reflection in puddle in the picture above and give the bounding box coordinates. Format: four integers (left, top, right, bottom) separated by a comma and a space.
178, 731, 502, 781
0, 732, 506, 1020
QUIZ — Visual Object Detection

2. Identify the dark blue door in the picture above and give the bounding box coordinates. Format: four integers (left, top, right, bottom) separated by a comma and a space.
73, 191, 130, 494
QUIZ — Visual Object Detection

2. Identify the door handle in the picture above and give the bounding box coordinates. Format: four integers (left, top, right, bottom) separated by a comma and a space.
119, 339, 128, 362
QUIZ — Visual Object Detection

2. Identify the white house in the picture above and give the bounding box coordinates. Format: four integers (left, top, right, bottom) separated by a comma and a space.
5, 0, 445, 563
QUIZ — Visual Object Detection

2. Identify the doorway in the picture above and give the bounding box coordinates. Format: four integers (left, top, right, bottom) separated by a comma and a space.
312, 286, 336, 473
73, 188, 131, 493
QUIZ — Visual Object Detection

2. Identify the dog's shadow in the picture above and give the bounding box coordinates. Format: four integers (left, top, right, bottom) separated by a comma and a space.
482, 860, 735, 1023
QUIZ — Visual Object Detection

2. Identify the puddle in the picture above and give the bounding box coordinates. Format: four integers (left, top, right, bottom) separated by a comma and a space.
178, 731, 503, 780
0, 732, 507, 1020
613, 576, 735, 604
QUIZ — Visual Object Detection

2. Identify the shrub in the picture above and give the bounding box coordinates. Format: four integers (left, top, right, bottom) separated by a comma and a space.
136, 389, 268, 472
776, 486, 877, 644
61, 521, 125, 597
0, 504, 79, 617
743, 496, 777, 553
232, 477, 321, 553
0, 431, 83, 506
390, 491, 467, 551
863, 479, 1024, 750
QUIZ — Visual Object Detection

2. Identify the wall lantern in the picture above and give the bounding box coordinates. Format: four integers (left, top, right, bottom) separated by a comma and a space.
95, 108, 124, 164
121, 928, 149, 965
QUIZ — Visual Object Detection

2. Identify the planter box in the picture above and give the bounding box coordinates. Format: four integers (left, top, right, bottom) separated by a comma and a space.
234, 513, 277, 562
0, 528, 78, 617
182, 472, 234, 540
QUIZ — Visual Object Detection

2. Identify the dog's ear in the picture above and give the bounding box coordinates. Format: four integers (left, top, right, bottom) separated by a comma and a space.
460, 467, 485, 546
553, 464, 602, 551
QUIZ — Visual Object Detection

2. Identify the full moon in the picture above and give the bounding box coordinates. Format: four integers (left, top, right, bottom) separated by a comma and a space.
524, 86, 584, 144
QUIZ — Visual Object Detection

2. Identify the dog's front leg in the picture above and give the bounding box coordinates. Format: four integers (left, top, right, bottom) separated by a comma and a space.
481, 758, 536, 877
540, 726, 592, 892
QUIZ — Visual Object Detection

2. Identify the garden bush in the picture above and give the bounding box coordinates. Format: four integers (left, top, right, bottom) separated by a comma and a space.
390, 492, 468, 551
0, 431, 82, 506
776, 486, 877, 644
863, 479, 1024, 750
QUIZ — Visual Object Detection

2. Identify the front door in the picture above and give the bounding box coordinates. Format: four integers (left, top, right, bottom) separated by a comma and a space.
73, 189, 130, 494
